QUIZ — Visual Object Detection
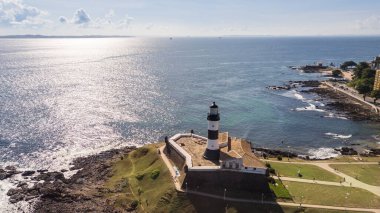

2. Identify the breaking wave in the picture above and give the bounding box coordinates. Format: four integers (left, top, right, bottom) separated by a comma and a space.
307, 147, 340, 160
325, 132, 352, 139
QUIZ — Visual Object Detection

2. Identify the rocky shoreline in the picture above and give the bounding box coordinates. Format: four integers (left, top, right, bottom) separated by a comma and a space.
268, 80, 380, 121
307, 86, 380, 121
3, 146, 136, 212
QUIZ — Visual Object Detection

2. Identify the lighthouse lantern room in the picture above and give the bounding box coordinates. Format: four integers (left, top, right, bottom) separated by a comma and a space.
203, 102, 220, 160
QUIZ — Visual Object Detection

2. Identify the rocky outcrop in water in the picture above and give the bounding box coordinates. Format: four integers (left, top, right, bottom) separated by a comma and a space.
267, 80, 321, 91
0, 166, 21, 180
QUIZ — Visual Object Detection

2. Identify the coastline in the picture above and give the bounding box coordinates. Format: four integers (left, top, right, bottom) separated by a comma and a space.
3, 142, 379, 212
3, 146, 136, 212
308, 82, 380, 121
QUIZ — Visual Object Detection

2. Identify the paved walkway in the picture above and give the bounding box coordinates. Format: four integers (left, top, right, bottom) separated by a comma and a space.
186, 190, 380, 213
266, 160, 380, 197
316, 163, 380, 197
273, 176, 351, 187
323, 81, 380, 113
159, 145, 184, 192
265, 159, 378, 165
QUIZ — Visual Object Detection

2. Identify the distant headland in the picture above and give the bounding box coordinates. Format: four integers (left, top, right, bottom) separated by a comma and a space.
0, 35, 134, 39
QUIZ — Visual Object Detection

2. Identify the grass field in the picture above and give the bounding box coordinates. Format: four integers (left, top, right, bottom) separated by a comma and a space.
269, 179, 292, 200
268, 162, 342, 182
265, 156, 380, 163
104, 144, 181, 212
102, 144, 378, 212
330, 164, 380, 186
283, 181, 380, 208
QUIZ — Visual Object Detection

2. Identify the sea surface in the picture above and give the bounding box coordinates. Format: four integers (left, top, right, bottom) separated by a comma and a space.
1, 37, 380, 210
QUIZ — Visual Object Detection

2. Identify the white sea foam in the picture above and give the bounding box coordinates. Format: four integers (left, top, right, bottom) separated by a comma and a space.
295, 103, 325, 112
325, 132, 352, 139
324, 113, 348, 120
307, 147, 340, 159
294, 92, 304, 100
0, 175, 36, 213
284, 90, 326, 113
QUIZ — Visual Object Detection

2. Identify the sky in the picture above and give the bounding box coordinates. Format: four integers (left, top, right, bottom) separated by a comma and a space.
1, 0, 380, 36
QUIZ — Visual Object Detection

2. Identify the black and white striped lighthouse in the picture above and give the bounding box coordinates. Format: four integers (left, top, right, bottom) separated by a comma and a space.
203, 102, 220, 160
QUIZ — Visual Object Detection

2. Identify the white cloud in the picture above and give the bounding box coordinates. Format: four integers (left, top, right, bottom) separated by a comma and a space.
0, 0, 48, 27
117, 15, 134, 29
72, 8, 91, 26
58, 16, 67, 24
356, 15, 380, 30
104, 9, 114, 20
146, 23, 154, 30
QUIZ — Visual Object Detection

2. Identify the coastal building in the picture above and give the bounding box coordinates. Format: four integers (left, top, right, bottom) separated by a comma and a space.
371, 56, 380, 70
374, 70, 380, 91
203, 102, 221, 160
164, 102, 267, 175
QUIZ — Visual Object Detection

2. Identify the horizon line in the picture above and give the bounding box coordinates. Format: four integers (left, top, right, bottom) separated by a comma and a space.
1, 34, 380, 39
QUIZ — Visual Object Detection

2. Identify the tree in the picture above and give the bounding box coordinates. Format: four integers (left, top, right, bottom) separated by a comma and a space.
361, 68, 376, 79
371, 90, 380, 104
355, 80, 372, 100
332, 69, 342, 77
340, 61, 357, 70
353, 62, 370, 79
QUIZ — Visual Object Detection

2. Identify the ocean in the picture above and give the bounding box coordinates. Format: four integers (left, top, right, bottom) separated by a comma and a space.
1, 36, 380, 210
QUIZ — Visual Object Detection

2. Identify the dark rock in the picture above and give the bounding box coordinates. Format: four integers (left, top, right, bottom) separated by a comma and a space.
335, 147, 358, 155
37, 169, 48, 173
17, 182, 28, 188
370, 148, 380, 155
9, 193, 25, 203
7, 188, 22, 196
35, 172, 65, 182
5, 165, 16, 171
60, 169, 68, 173
0, 172, 7, 180
22, 171, 36, 176
25, 195, 38, 201
75, 178, 85, 184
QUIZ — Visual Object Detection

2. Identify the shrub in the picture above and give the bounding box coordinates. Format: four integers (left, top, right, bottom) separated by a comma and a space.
269, 168, 276, 174
265, 162, 271, 168
267, 177, 276, 184
132, 147, 149, 158
135, 173, 144, 181
277, 155, 283, 161
150, 169, 160, 180
138, 187, 143, 195
130, 200, 138, 210
332, 69, 342, 77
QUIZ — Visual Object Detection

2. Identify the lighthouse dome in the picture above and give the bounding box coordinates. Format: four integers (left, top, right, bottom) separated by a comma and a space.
210, 102, 218, 108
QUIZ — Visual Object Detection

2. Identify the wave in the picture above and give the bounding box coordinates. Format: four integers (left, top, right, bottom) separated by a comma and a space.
325, 132, 352, 139
295, 103, 325, 112
283, 90, 326, 113
324, 113, 348, 120
307, 147, 340, 160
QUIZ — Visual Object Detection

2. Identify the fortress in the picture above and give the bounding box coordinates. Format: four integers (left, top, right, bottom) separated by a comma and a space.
163, 102, 269, 192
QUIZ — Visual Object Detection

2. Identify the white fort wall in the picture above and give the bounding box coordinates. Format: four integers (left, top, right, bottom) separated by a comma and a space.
168, 133, 266, 175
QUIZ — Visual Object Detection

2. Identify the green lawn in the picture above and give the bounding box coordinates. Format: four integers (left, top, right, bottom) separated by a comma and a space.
330, 164, 380, 186
283, 181, 380, 208
268, 162, 342, 182
269, 179, 292, 200
104, 144, 177, 212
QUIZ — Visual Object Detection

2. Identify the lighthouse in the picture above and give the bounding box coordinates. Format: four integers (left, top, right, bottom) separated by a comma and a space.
203, 102, 220, 160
